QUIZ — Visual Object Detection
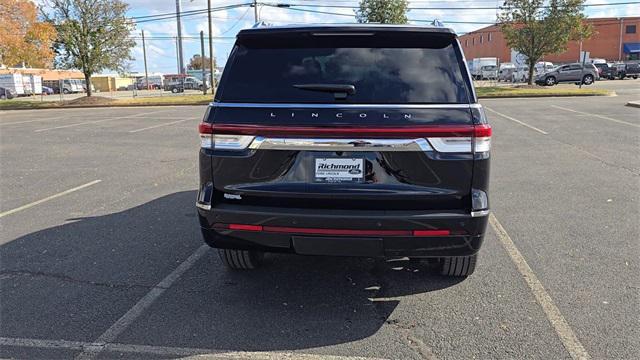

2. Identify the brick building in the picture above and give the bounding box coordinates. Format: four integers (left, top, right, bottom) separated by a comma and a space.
459, 17, 640, 63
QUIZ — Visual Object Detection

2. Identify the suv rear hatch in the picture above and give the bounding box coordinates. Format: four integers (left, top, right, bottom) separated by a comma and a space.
202, 26, 485, 212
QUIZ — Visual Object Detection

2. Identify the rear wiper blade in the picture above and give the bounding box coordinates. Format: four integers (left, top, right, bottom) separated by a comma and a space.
293, 83, 356, 100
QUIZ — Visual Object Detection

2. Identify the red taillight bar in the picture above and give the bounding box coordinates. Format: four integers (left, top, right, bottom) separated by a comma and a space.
199, 123, 491, 138
216, 223, 451, 237
474, 124, 492, 137
199, 122, 214, 134
228, 224, 262, 231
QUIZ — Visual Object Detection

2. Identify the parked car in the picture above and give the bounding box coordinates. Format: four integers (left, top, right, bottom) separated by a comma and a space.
183, 76, 205, 90
594, 63, 616, 80
614, 61, 640, 79
534, 61, 555, 75
535, 63, 598, 86
0, 86, 17, 99
197, 24, 491, 276
512, 65, 530, 83
498, 63, 516, 82
164, 82, 184, 93
41, 86, 55, 95
480, 65, 498, 80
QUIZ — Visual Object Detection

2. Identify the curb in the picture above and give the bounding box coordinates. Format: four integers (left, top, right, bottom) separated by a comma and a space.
0, 102, 210, 111
1, 92, 615, 111
625, 101, 640, 108
477, 91, 614, 99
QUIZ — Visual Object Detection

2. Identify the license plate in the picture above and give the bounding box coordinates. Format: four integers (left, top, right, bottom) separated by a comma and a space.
314, 158, 364, 183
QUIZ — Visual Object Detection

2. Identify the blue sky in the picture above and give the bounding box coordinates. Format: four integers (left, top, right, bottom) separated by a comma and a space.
122, 0, 638, 74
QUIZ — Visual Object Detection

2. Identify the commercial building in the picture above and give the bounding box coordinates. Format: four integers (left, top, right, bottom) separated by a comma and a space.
459, 17, 640, 63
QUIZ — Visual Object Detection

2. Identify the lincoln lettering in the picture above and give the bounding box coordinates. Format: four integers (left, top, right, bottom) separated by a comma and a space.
268, 112, 413, 119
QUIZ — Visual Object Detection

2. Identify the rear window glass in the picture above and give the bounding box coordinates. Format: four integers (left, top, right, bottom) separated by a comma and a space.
217, 33, 471, 104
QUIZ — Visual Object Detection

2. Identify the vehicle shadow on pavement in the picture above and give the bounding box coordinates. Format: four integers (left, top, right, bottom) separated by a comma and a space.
0, 191, 463, 354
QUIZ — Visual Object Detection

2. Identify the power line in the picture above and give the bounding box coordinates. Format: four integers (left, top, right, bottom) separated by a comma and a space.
261, 1, 640, 10
130, 3, 251, 20
132, 3, 252, 24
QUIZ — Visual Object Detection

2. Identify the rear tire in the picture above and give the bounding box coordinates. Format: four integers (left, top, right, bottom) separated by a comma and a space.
441, 254, 478, 276
582, 74, 594, 85
218, 249, 263, 270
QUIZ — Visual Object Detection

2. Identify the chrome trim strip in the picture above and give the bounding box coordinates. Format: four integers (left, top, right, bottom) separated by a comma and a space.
196, 202, 212, 211
249, 137, 433, 152
470, 209, 490, 217
210, 102, 478, 109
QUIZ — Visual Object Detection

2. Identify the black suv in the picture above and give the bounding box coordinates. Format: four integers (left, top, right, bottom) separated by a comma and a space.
197, 25, 491, 276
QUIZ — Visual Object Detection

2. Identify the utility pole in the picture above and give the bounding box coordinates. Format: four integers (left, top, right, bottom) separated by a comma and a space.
141, 30, 149, 90
207, 0, 215, 94
175, 0, 185, 74
200, 31, 206, 95
175, 37, 180, 73
253, 0, 258, 23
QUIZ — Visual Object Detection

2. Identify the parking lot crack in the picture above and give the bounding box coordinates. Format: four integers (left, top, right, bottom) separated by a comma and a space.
366, 262, 439, 360
552, 139, 640, 176
0, 269, 166, 291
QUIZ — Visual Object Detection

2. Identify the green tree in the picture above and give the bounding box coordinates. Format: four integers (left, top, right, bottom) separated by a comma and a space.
356, 0, 409, 24
499, 0, 592, 85
49, 0, 136, 96
187, 54, 216, 71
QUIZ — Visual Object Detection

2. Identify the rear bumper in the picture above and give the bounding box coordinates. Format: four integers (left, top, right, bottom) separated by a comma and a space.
197, 203, 488, 257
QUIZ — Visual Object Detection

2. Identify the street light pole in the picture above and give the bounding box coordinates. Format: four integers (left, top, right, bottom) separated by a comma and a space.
207, 0, 215, 94
253, 0, 258, 23
200, 31, 206, 95
175, 0, 185, 74
141, 30, 149, 90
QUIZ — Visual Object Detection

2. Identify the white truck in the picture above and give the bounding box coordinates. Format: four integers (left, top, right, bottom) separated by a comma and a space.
0, 74, 26, 96
469, 57, 498, 80
22, 75, 43, 95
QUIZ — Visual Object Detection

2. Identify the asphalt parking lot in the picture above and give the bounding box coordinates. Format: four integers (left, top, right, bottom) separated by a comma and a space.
1, 83, 638, 359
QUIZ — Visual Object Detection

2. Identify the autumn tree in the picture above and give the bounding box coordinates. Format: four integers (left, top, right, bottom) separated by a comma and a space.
499, 0, 592, 85
49, 0, 135, 96
356, 0, 409, 24
187, 54, 216, 70
0, 0, 57, 68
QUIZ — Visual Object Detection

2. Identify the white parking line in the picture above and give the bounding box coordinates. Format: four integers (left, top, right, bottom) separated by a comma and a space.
0, 180, 102, 218
75, 244, 210, 360
34, 109, 169, 132
489, 214, 591, 360
551, 105, 640, 128
0, 337, 381, 359
128, 117, 198, 133
484, 107, 549, 135
0, 115, 69, 126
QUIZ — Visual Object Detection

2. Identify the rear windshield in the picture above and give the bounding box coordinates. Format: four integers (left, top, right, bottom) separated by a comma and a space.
217, 32, 472, 104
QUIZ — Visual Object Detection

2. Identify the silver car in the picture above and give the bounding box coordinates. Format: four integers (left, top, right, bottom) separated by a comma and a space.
535, 63, 598, 86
